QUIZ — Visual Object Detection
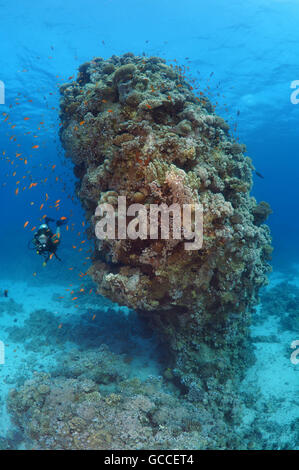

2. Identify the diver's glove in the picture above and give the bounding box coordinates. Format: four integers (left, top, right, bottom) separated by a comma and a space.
45, 217, 55, 224
56, 218, 68, 227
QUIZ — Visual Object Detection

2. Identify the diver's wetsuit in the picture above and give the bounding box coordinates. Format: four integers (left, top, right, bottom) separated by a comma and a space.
33, 217, 64, 264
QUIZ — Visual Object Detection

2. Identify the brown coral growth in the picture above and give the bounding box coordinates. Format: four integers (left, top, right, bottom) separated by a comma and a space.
59, 53, 272, 388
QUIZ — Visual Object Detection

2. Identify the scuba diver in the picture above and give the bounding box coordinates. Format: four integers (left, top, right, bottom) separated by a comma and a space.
30, 217, 67, 266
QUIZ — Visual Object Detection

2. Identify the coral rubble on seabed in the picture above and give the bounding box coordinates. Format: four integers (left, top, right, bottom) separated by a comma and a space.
238, 274, 299, 450
7, 354, 239, 450
59, 53, 272, 393
1, 276, 298, 449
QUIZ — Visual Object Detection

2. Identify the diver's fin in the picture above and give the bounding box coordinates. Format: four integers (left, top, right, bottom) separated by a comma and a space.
54, 252, 62, 262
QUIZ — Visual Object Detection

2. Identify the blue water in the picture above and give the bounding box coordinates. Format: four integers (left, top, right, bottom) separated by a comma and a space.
0, 0, 298, 450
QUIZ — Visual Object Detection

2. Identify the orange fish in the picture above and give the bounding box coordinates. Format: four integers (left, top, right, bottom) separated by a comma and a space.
24, 221, 29, 228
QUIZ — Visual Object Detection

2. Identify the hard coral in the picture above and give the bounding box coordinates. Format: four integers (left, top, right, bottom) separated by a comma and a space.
7, 346, 247, 450
59, 53, 272, 388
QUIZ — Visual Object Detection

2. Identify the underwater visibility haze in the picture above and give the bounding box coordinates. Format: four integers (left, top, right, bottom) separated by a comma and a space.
0, 0, 298, 451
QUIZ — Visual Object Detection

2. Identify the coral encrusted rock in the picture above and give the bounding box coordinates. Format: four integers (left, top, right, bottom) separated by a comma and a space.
59, 53, 272, 387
